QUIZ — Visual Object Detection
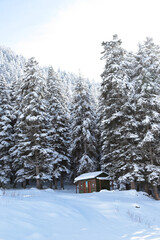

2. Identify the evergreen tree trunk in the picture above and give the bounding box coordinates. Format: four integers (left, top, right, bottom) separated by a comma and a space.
10, 174, 14, 185
61, 173, 64, 190
111, 180, 114, 190
36, 166, 42, 189
1, 183, 5, 189
130, 181, 136, 190
50, 182, 53, 189
54, 177, 58, 190
13, 181, 17, 189
144, 182, 150, 194
153, 185, 160, 200
22, 180, 26, 189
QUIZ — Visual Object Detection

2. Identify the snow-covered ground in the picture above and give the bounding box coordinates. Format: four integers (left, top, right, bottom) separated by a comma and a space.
0, 187, 160, 240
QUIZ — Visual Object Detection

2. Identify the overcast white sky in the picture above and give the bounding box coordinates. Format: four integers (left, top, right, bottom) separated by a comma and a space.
1, 0, 160, 81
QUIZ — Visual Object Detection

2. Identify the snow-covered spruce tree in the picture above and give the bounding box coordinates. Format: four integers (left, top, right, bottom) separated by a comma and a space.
46, 66, 70, 189
0, 75, 14, 187
12, 58, 53, 189
70, 76, 98, 178
117, 50, 145, 190
100, 35, 143, 189
9, 75, 24, 186
134, 38, 160, 198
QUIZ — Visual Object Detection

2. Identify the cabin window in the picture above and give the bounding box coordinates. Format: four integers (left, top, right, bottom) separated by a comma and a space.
86, 181, 88, 188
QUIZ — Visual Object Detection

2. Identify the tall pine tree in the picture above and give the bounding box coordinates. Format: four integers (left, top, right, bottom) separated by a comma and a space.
0, 75, 14, 187
70, 76, 98, 178
100, 35, 143, 189
46, 66, 70, 189
12, 58, 52, 189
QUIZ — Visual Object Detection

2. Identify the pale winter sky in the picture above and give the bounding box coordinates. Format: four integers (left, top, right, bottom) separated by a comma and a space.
1, 0, 160, 81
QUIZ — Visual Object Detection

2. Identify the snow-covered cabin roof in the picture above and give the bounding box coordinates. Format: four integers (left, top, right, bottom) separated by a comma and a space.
96, 177, 109, 180
74, 171, 107, 183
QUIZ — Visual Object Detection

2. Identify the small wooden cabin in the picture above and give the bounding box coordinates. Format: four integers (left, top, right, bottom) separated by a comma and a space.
74, 171, 110, 193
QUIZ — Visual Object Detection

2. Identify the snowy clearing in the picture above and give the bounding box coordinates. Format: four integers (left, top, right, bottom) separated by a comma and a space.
0, 187, 160, 240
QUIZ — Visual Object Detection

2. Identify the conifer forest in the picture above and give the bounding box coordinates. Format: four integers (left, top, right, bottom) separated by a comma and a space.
0, 35, 160, 199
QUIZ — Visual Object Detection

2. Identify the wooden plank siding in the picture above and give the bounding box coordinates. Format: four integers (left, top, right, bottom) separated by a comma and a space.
79, 179, 97, 193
